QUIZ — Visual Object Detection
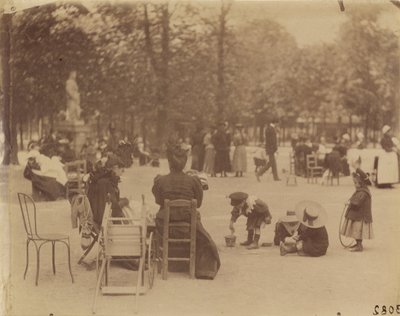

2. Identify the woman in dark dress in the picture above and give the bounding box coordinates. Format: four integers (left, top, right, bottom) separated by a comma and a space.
152, 142, 220, 279
87, 154, 126, 228
280, 201, 329, 257
212, 122, 231, 177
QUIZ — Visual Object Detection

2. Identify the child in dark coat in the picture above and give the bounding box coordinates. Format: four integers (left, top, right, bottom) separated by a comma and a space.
273, 210, 300, 246
280, 201, 329, 257
228, 192, 272, 249
340, 168, 373, 252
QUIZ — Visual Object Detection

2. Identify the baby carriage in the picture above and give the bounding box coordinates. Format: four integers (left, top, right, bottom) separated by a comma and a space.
186, 169, 209, 190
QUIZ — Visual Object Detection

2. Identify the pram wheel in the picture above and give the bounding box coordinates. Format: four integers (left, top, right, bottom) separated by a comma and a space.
339, 204, 356, 248
147, 232, 157, 289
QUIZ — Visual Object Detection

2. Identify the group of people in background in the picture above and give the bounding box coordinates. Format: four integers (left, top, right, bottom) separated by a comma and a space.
291, 124, 400, 187
23, 124, 157, 201
183, 118, 282, 181
181, 121, 248, 178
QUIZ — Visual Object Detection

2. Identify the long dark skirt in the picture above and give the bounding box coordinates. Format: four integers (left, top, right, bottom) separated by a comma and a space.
214, 149, 231, 173
24, 166, 65, 201
156, 213, 221, 279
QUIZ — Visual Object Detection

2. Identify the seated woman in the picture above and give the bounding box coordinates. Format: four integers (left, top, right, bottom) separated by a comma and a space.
86, 154, 126, 228
273, 210, 300, 246
152, 142, 221, 279
24, 141, 67, 201
280, 201, 329, 257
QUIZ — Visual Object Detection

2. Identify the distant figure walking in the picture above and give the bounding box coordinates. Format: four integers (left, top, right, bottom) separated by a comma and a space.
257, 119, 280, 181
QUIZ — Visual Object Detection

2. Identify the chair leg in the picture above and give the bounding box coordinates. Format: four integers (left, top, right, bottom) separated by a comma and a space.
92, 259, 106, 314
52, 241, 56, 275
24, 240, 30, 280
105, 260, 110, 286
135, 257, 145, 314
36, 243, 42, 286
162, 239, 168, 280
66, 241, 74, 283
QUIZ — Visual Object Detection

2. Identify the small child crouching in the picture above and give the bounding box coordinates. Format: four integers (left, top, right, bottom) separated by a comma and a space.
273, 210, 300, 246
228, 192, 272, 249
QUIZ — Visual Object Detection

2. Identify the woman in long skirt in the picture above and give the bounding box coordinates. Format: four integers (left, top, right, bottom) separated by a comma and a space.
152, 142, 220, 279
340, 168, 373, 252
232, 124, 247, 177
203, 127, 216, 176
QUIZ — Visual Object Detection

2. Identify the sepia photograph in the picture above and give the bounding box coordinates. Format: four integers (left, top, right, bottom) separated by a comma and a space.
0, 0, 399, 315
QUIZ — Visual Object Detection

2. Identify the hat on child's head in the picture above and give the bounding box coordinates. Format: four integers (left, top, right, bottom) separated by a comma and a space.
280, 210, 299, 223
352, 168, 371, 186
295, 200, 327, 228
229, 192, 248, 206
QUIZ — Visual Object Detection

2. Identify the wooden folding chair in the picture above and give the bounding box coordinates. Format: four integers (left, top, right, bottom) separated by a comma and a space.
92, 198, 155, 314
306, 154, 323, 183
286, 151, 297, 186
156, 199, 197, 280
65, 160, 87, 198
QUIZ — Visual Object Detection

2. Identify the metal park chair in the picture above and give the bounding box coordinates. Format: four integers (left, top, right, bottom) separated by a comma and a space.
17, 192, 74, 286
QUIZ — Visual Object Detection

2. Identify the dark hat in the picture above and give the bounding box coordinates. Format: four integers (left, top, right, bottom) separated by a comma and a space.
229, 192, 248, 206
352, 168, 371, 186
27, 141, 39, 151
105, 154, 125, 169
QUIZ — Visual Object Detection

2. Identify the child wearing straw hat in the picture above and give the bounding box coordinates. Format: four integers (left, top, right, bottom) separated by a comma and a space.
273, 210, 300, 246
228, 192, 272, 249
280, 201, 329, 257
340, 168, 373, 252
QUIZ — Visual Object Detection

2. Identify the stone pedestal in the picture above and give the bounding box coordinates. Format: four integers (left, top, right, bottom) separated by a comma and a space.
56, 121, 91, 157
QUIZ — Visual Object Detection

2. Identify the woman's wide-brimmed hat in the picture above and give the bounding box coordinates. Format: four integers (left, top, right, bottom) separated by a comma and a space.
382, 125, 391, 134
280, 210, 299, 223
228, 191, 248, 206
352, 168, 372, 186
295, 200, 327, 228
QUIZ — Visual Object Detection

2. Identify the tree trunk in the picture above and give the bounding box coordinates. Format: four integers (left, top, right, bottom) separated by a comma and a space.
1, 14, 19, 165
216, 3, 227, 122
143, 3, 170, 147
156, 4, 170, 145
19, 120, 23, 150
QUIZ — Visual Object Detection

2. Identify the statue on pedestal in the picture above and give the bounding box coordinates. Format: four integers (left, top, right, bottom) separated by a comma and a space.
65, 70, 82, 122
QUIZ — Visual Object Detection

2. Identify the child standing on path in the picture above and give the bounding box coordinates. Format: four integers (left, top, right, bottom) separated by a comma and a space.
228, 192, 272, 249
253, 144, 268, 182
340, 168, 373, 252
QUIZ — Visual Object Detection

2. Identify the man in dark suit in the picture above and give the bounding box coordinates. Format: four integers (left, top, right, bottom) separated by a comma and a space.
256, 119, 280, 181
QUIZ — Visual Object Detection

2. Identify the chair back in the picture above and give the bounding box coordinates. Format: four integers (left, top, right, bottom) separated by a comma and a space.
17, 193, 39, 238
65, 160, 87, 197
161, 199, 197, 279
306, 154, 318, 168
101, 200, 146, 258
164, 199, 197, 228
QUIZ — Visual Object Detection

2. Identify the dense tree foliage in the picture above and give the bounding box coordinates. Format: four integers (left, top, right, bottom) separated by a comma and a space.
1, 1, 399, 164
